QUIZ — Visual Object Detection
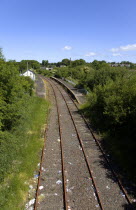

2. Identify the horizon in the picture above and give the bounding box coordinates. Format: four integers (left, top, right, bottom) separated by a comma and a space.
3, 56, 136, 64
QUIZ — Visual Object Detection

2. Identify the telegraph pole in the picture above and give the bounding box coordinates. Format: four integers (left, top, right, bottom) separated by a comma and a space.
27, 62, 28, 76
70, 57, 72, 78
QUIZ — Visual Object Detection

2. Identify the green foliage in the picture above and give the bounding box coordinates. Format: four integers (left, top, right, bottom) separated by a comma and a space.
91, 60, 108, 70
19, 60, 40, 72
81, 68, 136, 181
61, 58, 70, 66
54, 66, 71, 78
0, 97, 49, 209
0, 57, 49, 208
53, 65, 94, 83
88, 67, 127, 90
42, 60, 48, 66
36, 69, 56, 77
0, 61, 34, 131
0, 48, 5, 61
71, 59, 86, 67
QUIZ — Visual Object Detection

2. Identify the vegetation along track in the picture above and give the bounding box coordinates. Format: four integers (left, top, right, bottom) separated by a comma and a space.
34, 76, 134, 210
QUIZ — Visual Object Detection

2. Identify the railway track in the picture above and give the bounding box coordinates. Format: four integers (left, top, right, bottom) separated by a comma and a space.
48, 78, 104, 209
51, 77, 135, 207
34, 76, 134, 210
49, 78, 105, 209
48, 78, 68, 209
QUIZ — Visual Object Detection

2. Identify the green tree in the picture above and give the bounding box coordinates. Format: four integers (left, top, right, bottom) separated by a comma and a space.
0, 61, 34, 130
91, 60, 108, 70
71, 59, 86, 67
0, 48, 5, 61
61, 58, 70, 66
42, 60, 48, 66
19, 60, 40, 72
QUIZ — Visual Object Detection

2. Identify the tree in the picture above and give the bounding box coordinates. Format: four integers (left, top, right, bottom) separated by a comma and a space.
42, 60, 48, 67
0, 48, 5, 61
8, 60, 16, 62
120, 61, 130, 64
91, 60, 108, 70
56, 62, 63, 67
61, 58, 70, 66
71, 59, 86, 67
19, 60, 40, 72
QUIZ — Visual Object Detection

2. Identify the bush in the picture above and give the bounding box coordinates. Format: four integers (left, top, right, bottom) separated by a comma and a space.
0, 61, 34, 131
0, 60, 49, 208
82, 69, 136, 181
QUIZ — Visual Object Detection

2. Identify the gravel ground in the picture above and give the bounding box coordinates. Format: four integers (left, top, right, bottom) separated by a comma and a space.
35, 75, 46, 98
50, 79, 133, 210
37, 80, 64, 210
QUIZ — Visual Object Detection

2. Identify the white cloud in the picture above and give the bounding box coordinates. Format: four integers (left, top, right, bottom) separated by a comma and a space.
112, 53, 121, 56
63, 46, 72, 50
110, 44, 136, 52
85, 52, 96, 57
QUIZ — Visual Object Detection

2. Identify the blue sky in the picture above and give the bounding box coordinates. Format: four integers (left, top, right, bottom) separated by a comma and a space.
0, 0, 136, 62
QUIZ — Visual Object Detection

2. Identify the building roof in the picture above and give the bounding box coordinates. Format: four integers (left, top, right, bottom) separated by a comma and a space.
22, 69, 35, 74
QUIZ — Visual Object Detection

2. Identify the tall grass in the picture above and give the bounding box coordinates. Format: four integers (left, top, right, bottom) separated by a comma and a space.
0, 96, 49, 209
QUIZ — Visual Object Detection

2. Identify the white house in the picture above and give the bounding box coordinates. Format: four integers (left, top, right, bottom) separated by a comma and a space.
21, 70, 35, 81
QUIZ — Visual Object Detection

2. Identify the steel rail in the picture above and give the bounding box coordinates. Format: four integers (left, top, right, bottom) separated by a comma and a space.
46, 78, 68, 210
34, 131, 47, 210
51, 77, 134, 209
48, 78, 104, 210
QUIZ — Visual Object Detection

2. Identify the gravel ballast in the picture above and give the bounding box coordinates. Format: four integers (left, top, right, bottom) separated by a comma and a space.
36, 76, 132, 210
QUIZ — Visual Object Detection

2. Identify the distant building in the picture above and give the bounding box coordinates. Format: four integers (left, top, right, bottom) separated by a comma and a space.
21, 70, 35, 81
110, 63, 131, 67
120, 64, 130, 67
45, 67, 53, 70
110, 63, 119, 67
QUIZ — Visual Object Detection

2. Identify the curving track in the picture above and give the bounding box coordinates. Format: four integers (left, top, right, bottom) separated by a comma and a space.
34, 77, 134, 210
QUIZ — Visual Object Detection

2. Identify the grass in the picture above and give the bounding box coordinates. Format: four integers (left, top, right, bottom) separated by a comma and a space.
0, 96, 49, 210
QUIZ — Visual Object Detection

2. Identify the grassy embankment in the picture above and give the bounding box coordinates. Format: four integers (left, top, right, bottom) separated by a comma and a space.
0, 92, 49, 209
